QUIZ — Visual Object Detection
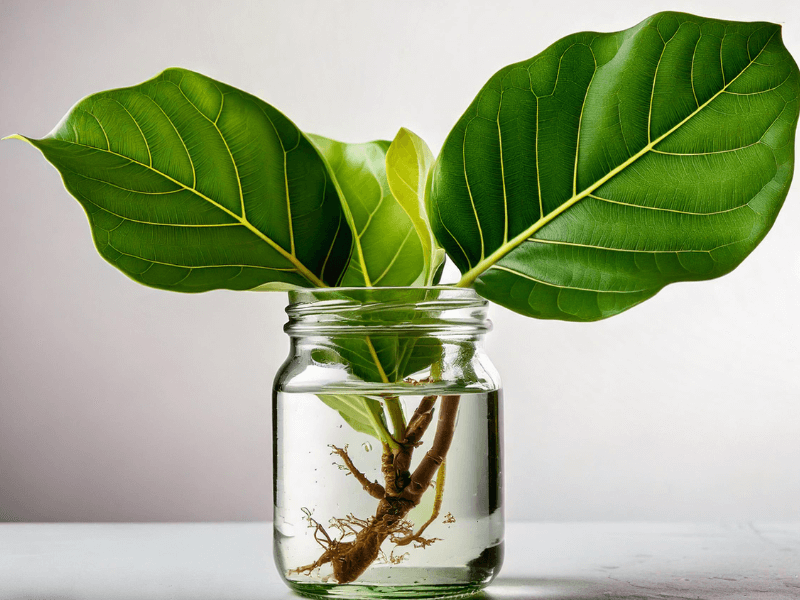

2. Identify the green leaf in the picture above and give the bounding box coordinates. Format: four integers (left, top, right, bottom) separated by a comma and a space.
326, 334, 441, 385
308, 134, 427, 287
312, 319, 442, 385
317, 394, 393, 444
431, 12, 800, 321
6, 68, 353, 291
300, 287, 444, 384
385, 127, 445, 284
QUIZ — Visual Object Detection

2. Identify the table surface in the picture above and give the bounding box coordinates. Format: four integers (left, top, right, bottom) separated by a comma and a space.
0, 522, 798, 600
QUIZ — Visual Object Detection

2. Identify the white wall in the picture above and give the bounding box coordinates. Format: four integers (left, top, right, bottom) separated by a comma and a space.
0, 0, 798, 523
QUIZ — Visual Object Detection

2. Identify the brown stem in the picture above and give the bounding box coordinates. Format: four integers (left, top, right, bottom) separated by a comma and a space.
399, 395, 460, 505
381, 443, 402, 496
392, 395, 437, 479
404, 395, 438, 443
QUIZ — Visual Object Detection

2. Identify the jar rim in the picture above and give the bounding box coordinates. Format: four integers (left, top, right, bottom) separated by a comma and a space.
288, 286, 486, 306
288, 284, 478, 295
284, 286, 490, 337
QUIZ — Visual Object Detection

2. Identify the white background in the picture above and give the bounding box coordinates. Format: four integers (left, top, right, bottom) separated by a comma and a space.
0, 0, 798, 523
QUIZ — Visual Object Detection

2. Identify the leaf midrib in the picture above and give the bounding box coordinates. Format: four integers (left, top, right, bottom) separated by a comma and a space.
456, 29, 779, 288
42, 137, 327, 287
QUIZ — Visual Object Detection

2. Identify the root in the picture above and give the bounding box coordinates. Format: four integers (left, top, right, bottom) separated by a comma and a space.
329, 445, 385, 499
386, 548, 410, 564
288, 508, 338, 576
292, 394, 462, 584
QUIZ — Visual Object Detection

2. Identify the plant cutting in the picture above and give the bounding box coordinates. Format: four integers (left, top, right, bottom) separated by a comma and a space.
5, 9, 798, 600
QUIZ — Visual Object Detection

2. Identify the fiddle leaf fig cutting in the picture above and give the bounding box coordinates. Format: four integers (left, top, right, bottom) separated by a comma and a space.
9, 14, 797, 318
432, 12, 799, 320
6, 10, 799, 588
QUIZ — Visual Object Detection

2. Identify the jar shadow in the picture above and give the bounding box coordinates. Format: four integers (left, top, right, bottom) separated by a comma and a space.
480, 576, 611, 599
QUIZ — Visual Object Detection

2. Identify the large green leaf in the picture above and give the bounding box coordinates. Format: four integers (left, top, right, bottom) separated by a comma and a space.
308, 134, 427, 287
385, 127, 446, 285
6, 68, 353, 291
431, 12, 800, 321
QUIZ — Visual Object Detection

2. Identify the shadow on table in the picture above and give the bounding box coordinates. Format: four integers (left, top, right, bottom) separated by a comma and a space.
2, 580, 622, 600
476, 577, 623, 600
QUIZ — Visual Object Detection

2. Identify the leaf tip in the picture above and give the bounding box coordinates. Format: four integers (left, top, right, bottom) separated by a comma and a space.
2, 134, 26, 142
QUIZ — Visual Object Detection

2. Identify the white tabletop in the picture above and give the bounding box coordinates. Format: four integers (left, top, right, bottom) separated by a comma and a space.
1, 522, 798, 599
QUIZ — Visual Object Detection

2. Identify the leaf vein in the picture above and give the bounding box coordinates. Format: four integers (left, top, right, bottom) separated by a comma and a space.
372, 228, 414, 286
489, 265, 647, 293
140, 92, 197, 188
588, 193, 751, 215
107, 98, 152, 167
171, 81, 246, 219
104, 241, 298, 272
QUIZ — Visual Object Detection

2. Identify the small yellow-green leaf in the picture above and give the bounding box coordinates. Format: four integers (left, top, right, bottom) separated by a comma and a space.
308, 134, 427, 287
386, 127, 442, 284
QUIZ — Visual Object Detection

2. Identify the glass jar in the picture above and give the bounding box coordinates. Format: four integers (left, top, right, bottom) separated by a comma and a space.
273, 287, 503, 599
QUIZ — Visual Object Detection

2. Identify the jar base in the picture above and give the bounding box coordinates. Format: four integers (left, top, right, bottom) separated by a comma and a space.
287, 582, 485, 600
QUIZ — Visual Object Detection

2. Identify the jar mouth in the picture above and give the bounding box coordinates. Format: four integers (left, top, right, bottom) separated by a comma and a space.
288, 285, 477, 299
285, 286, 491, 337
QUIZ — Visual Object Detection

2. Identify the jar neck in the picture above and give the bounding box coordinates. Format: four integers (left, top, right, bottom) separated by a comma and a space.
278, 288, 498, 392
284, 287, 491, 340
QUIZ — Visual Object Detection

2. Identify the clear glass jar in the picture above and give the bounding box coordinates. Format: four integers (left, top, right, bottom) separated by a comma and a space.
273, 287, 503, 599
